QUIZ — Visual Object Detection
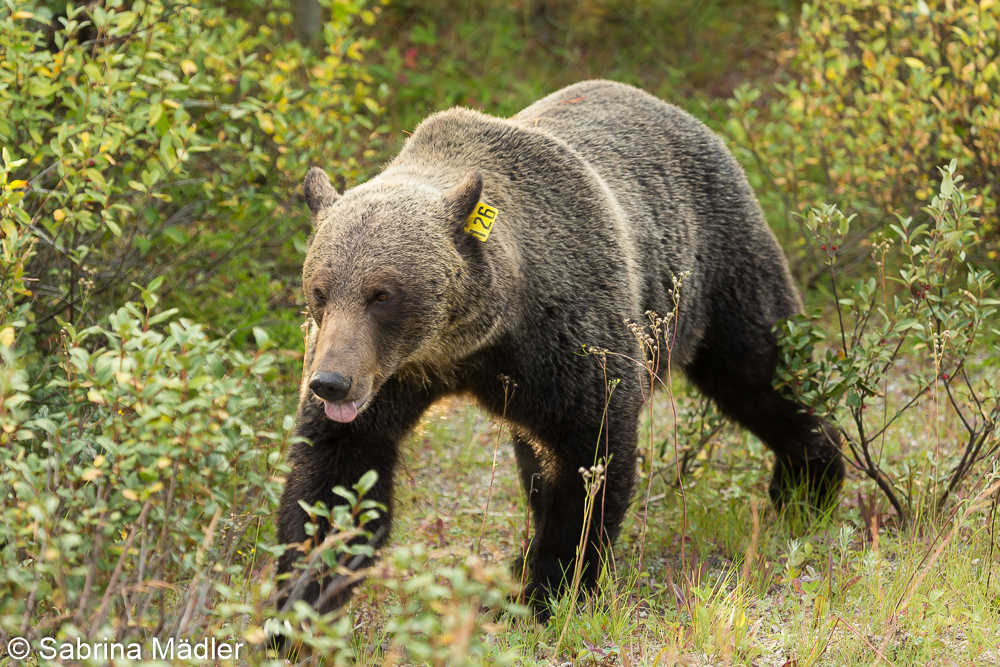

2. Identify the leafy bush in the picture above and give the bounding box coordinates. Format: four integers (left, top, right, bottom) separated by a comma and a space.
721, 0, 1000, 279
375, 546, 520, 665
1, 0, 385, 351
0, 287, 288, 658
0, 149, 33, 337
775, 164, 1000, 524
265, 469, 520, 664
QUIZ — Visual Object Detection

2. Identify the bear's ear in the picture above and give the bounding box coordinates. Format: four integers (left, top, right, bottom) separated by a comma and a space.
303, 167, 339, 221
441, 170, 483, 223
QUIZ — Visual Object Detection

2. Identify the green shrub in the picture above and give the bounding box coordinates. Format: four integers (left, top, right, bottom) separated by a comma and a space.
0, 148, 33, 337
374, 546, 521, 665
721, 0, 1000, 279
775, 164, 1000, 524
0, 292, 519, 664
0, 0, 385, 352
0, 286, 288, 658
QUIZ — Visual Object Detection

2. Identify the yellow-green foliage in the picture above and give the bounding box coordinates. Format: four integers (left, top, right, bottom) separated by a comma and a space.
0, 149, 33, 335
723, 0, 1000, 272
0, 288, 286, 653
0, 0, 385, 349
0, 291, 519, 664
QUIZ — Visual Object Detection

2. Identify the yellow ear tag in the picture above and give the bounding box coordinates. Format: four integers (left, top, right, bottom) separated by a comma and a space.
464, 202, 499, 242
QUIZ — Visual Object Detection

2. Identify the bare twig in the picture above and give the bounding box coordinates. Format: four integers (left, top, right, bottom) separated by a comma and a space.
89, 499, 153, 635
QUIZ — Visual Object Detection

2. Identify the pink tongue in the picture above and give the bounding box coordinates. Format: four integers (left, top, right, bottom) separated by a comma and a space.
324, 400, 358, 423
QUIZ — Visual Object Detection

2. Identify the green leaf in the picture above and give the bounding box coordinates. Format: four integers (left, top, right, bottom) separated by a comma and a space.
147, 308, 179, 325
940, 169, 954, 198
148, 103, 164, 127
252, 327, 270, 348
332, 486, 358, 505
85, 168, 107, 190
161, 226, 186, 244
30, 417, 59, 435
355, 470, 378, 495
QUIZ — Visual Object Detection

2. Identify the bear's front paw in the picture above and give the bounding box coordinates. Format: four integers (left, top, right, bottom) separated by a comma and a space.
513, 579, 553, 625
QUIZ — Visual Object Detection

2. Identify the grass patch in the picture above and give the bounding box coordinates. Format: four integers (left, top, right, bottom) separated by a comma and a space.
343, 385, 1000, 665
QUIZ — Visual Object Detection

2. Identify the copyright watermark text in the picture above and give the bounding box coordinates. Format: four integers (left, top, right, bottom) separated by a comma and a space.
3, 636, 246, 662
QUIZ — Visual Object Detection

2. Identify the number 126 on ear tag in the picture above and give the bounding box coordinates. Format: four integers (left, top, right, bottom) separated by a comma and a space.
464, 203, 499, 242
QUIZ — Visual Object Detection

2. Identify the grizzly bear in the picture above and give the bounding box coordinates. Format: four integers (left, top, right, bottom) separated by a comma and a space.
275, 80, 844, 620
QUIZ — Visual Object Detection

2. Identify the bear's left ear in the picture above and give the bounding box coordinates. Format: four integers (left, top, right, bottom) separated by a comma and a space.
303, 167, 339, 225
441, 170, 483, 223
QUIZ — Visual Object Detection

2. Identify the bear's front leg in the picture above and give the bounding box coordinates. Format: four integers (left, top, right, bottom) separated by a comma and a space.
274, 378, 438, 615
275, 431, 395, 615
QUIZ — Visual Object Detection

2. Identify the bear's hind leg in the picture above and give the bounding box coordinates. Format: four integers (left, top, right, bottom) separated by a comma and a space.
685, 331, 844, 512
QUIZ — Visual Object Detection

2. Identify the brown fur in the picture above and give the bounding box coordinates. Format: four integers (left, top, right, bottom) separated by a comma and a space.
274, 80, 844, 625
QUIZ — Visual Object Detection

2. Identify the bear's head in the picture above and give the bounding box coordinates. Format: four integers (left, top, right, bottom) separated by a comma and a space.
300, 167, 489, 423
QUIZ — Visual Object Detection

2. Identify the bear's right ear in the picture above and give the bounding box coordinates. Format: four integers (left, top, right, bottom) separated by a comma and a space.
303, 167, 339, 223
441, 170, 483, 223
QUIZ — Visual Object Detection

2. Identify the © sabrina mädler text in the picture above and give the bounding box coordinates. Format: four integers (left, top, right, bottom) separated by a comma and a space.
35, 636, 246, 661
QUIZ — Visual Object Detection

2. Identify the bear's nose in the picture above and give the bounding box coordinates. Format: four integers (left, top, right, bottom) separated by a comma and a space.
309, 372, 352, 403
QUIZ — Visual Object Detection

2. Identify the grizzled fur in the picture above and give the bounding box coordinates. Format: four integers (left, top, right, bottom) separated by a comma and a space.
276, 80, 844, 618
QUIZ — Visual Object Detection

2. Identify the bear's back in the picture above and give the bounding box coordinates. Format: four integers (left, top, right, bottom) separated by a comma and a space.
385, 81, 796, 361
510, 80, 768, 256
512, 81, 800, 331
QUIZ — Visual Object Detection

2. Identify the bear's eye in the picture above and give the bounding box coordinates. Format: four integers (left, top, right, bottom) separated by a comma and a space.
313, 288, 326, 304
374, 291, 389, 304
